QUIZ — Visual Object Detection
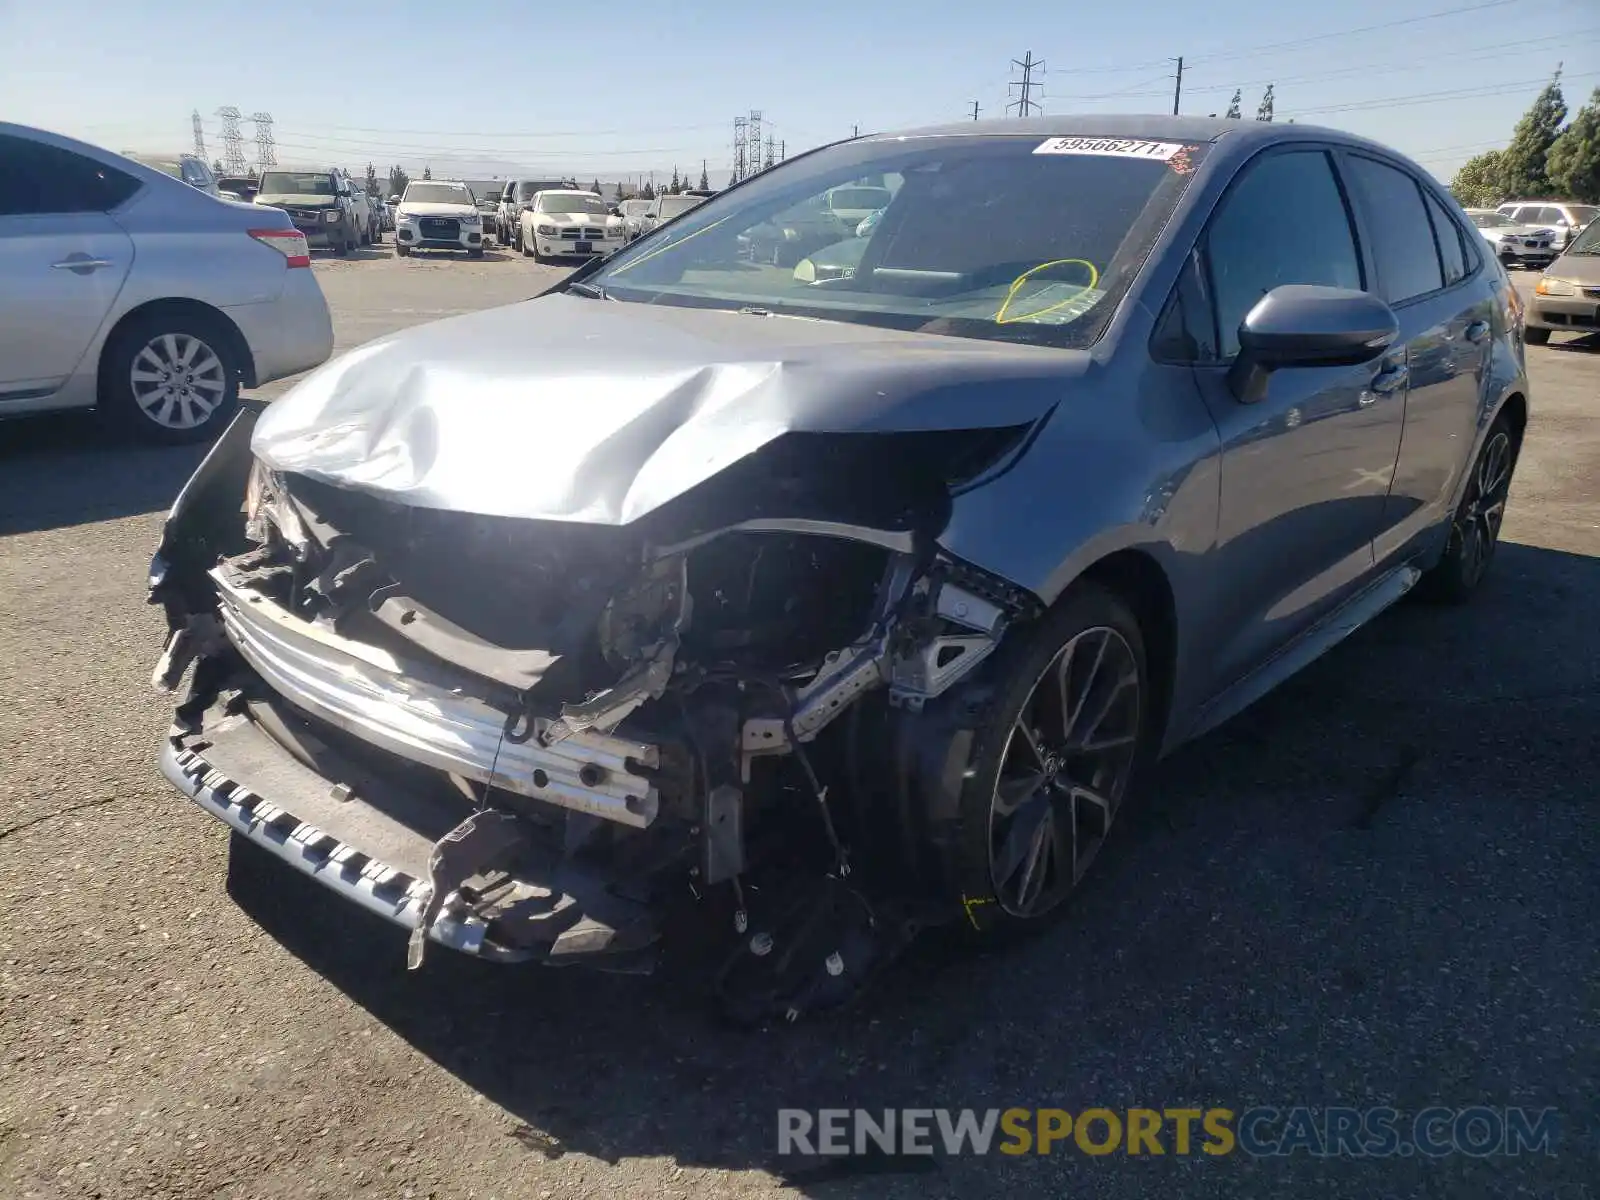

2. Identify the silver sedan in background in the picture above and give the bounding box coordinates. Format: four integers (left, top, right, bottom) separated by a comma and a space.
0, 123, 334, 443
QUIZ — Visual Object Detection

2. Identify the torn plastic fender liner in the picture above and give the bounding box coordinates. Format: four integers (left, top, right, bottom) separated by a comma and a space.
149, 400, 263, 622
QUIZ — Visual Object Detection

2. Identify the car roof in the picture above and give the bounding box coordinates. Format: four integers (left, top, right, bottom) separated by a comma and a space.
862, 113, 1410, 160
537, 189, 599, 197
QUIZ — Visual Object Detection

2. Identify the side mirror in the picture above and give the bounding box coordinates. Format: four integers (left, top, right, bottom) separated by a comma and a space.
1227, 285, 1398, 404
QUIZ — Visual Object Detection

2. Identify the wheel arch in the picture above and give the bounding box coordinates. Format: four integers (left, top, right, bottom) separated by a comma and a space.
97, 298, 258, 394
1067, 546, 1180, 753
1494, 389, 1528, 451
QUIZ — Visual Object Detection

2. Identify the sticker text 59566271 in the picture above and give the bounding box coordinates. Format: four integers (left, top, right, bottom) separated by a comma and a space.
1033, 138, 1184, 160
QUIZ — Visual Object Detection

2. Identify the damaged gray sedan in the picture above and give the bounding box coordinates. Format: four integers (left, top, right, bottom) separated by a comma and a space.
150, 116, 1529, 1018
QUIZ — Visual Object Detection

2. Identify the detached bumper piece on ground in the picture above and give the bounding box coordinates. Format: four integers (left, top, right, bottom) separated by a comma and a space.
150, 406, 1039, 1019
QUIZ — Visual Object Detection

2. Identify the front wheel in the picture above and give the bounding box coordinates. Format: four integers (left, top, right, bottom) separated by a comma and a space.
1416, 414, 1518, 603
395, 245, 411, 257
99, 313, 241, 444
469, 247, 485, 259
932, 583, 1151, 934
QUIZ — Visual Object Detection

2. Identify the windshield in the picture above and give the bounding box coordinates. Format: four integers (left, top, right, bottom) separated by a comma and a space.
404, 183, 472, 205
1567, 218, 1600, 254
1569, 205, 1598, 228
538, 193, 609, 214
657, 195, 703, 218
829, 185, 892, 211
591, 133, 1207, 349
1469, 212, 1512, 228
259, 172, 335, 196
621, 199, 652, 217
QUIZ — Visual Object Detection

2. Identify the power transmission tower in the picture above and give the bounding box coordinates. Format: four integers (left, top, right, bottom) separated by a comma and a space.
779, 140, 785, 162
970, 101, 981, 121
761, 135, 773, 171
1255, 84, 1275, 122
215, 107, 248, 174
1171, 57, 1184, 115
748, 110, 762, 174
732, 116, 747, 183
1007, 51, 1045, 117
250, 112, 277, 169
191, 110, 207, 160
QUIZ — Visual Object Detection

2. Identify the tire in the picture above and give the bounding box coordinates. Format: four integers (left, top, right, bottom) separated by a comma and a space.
98, 310, 242, 444
928, 582, 1152, 936
1415, 413, 1518, 604
522, 240, 534, 258
469, 247, 485, 259
396, 245, 411, 257
1524, 326, 1551, 345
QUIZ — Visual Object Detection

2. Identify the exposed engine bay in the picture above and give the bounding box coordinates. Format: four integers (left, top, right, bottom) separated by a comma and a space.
151, 406, 1041, 1020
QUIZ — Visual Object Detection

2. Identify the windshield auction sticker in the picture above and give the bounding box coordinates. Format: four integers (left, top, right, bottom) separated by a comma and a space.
1033, 137, 1184, 160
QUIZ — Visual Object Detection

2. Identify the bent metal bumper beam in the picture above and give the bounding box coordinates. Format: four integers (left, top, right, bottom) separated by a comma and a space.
210, 566, 661, 828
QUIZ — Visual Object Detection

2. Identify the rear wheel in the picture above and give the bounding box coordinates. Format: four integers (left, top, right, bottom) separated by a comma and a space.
1524, 326, 1551, 345
1417, 414, 1518, 603
99, 312, 241, 444
395, 245, 411, 257
932, 584, 1151, 933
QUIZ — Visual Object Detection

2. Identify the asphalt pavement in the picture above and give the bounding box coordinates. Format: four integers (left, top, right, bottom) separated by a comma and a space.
1, 255, 1596, 1200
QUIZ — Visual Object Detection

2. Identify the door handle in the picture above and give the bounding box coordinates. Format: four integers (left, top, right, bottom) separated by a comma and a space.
1359, 361, 1408, 406
51, 257, 113, 272
1464, 319, 1490, 344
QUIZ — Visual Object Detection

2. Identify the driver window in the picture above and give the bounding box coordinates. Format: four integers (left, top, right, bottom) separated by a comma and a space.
1204, 150, 1362, 359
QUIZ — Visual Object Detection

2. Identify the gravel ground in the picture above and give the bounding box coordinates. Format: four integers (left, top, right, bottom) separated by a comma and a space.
1, 255, 1596, 1200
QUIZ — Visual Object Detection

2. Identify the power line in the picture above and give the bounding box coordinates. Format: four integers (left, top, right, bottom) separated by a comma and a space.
1291, 70, 1597, 117
1007, 51, 1045, 117
1021, 0, 1519, 77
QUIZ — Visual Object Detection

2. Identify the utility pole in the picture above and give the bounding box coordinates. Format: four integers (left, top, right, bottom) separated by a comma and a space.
779, 140, 785, 162
215, 106, 248, 175
190, 110, 207, 161
732, 115, 747, 183
1007, 51, 1045, 118
749, 110, 763, 177
250, 112, 276, 169
763, 135, 775, 171
1171, 57, 1183, 116
852, 124, 859, 138
970, 100, 981, 121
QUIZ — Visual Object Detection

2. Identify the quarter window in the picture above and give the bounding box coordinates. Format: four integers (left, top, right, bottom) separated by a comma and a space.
0, 134, 141, 216
1423, 191, 1467, 286
1342, 156, 1444, 303
1205, 149, 1362, 359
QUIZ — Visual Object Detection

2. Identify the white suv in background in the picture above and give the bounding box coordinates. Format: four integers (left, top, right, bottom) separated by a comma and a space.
1496, 200, 1599, 251
518, 190, 628, 261
394, 180, 485, 258
0, 122, 333, 442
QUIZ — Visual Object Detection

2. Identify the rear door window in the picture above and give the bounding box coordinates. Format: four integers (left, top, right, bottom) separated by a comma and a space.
1341, 155, 1444, 303
0, 134, 142, 215
1423, 191, 1467, 286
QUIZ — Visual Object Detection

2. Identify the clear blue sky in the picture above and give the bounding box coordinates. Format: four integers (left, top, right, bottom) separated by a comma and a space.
2, 0, 1596, 187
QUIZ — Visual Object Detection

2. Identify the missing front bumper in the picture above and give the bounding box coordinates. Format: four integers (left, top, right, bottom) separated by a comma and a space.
161, 703, 666, 969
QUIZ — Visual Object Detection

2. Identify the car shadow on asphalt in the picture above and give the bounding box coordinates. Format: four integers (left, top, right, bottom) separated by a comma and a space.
221, 538, 1600, 1194
0, 410, 209, 537
1546, 331, 1600, 353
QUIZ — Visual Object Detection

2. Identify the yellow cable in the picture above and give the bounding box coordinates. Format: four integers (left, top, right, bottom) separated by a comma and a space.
995, 258, 1100, 325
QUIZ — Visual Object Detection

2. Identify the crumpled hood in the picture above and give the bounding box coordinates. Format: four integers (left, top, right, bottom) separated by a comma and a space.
251, 293, 1083, 525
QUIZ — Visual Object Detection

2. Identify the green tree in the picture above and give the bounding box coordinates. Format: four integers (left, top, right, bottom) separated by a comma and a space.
614, 181, 626, 202
388, 166, 410, 198
1546, 85, 1600, 203
1497, 67, 1566, 199
642, 180, 655, 200
591, 178, 602, 195
1255, 83, 1275, 122
365, 163, 379, 196
1449, 150, 1505, 208
669, 166, 681, 194
698, 161, 710, 190
212, 158, 223, 173
423, 165, 432, 180
1224, 89, 1242, 120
